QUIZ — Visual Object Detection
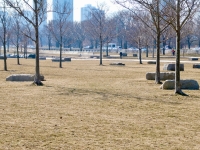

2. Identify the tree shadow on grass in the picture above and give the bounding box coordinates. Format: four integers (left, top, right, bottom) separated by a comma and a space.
57, 87, 183, 106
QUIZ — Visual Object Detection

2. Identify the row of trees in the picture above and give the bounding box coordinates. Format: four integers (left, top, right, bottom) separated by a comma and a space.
1, 0, 200, 95
2, 2, 200, 58
114, 0, 200, 95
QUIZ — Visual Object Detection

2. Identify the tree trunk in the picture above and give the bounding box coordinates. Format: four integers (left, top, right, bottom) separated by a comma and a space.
187, 37, 191, 49
100, 35, 103, 65
48, 37, 51, 50
198, 38, 200, 47
155, 32, 161, 84
24, 42, 28, 59
138, 38, 142, 64
3, 40, 7, 71
162, 36, 166, 55
106, 42, 108, 56
124, 41, 127, 49
95, 40, 98, 49
34, 1, 42, 85
175, 0, 186, 95
3, 25, 7, 71
146, 45, 148, 57
17, 27, 20, 65
80, 41, 83, 51
17, 44, 20, 65
3, 3, 7, 71
152, 39, 156, 58
175, 29, 182, 94
59, 37, 62, 68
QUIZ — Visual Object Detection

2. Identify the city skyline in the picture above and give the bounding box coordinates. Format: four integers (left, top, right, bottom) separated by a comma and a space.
74, 0, 121, 22
47, 0, 73, 23
0, 0, 121, 22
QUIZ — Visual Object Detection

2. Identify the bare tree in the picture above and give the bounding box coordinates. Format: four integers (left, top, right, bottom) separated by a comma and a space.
163, 0, 200, 95
0, 1, 10, 71
125, 11, 149, 64
42, 23, 52, 50
115, 11, 129, 50
47, 0, 73, 68
104, 15, 119, 56
194, 15, 200, 47
4, 0, 47, 85
10, 13, 22, 65
114, 0, 170, 84
73, 22, 86, 51
182, 21, 196, 49
83, 3, 110, 65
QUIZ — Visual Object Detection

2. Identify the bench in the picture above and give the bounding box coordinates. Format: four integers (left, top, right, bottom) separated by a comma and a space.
90, 55, 100, 59
193, 64, 200, 68
64, 57, 71, 61
110, 62, 125, 66
52, 58, 65, 62
147, 61, 156, 64
133, 54, 137, 57
39, 57, 46, 60
189, 57, 198, 61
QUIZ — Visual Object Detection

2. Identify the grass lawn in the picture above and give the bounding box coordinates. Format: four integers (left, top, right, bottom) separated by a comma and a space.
0, 57, 200, 149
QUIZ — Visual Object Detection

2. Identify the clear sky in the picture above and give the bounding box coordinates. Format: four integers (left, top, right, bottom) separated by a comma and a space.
73, 0, 122, 22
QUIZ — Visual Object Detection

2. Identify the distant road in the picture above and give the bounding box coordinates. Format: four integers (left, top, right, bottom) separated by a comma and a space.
70, 58, 200, 64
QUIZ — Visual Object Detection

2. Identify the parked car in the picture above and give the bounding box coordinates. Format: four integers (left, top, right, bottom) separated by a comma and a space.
27, 54, 36, 58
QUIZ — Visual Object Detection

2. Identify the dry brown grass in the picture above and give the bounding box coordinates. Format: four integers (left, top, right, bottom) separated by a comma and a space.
1, 57, 200, 150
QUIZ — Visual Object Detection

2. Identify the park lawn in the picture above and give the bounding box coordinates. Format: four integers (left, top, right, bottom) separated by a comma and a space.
0, 58, 200, 150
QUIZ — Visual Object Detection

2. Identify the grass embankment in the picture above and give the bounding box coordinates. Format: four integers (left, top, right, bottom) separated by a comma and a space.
0, 58, 200, 149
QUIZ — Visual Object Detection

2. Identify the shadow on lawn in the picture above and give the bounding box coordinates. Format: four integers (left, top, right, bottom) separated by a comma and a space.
57, 87, 183, 105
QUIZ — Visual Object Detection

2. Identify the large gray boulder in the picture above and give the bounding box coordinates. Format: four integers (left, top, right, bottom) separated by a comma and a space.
163, 63, 184, 71
146, 72, 175, 80
6, 74, 44, 82
160, 79, 199, 90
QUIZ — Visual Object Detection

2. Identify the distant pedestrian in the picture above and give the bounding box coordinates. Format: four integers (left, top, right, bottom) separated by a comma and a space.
172, 49, 175, 56
120, 52, 122, 59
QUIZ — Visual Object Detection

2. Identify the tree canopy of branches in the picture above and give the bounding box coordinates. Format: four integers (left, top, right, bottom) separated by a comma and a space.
10, 13, 23, 65
114, 0, 171, 84
162, 0, 200, 95
0, 1, 11, 71
83, 3, 118, 65
4, 0, 47, 85
47, 0, 73, 68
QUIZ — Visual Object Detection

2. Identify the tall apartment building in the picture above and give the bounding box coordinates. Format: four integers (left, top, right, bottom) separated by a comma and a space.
47, 0, 73, 23
81, 4, 100, 22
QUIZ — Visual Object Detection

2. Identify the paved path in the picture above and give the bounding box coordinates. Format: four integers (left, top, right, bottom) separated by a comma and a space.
70, 58, 200, 64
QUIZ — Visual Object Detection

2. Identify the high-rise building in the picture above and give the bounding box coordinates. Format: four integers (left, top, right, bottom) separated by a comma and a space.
81, 4, 101, 22
81, 4, 94, 22
47, 0, 73, 23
